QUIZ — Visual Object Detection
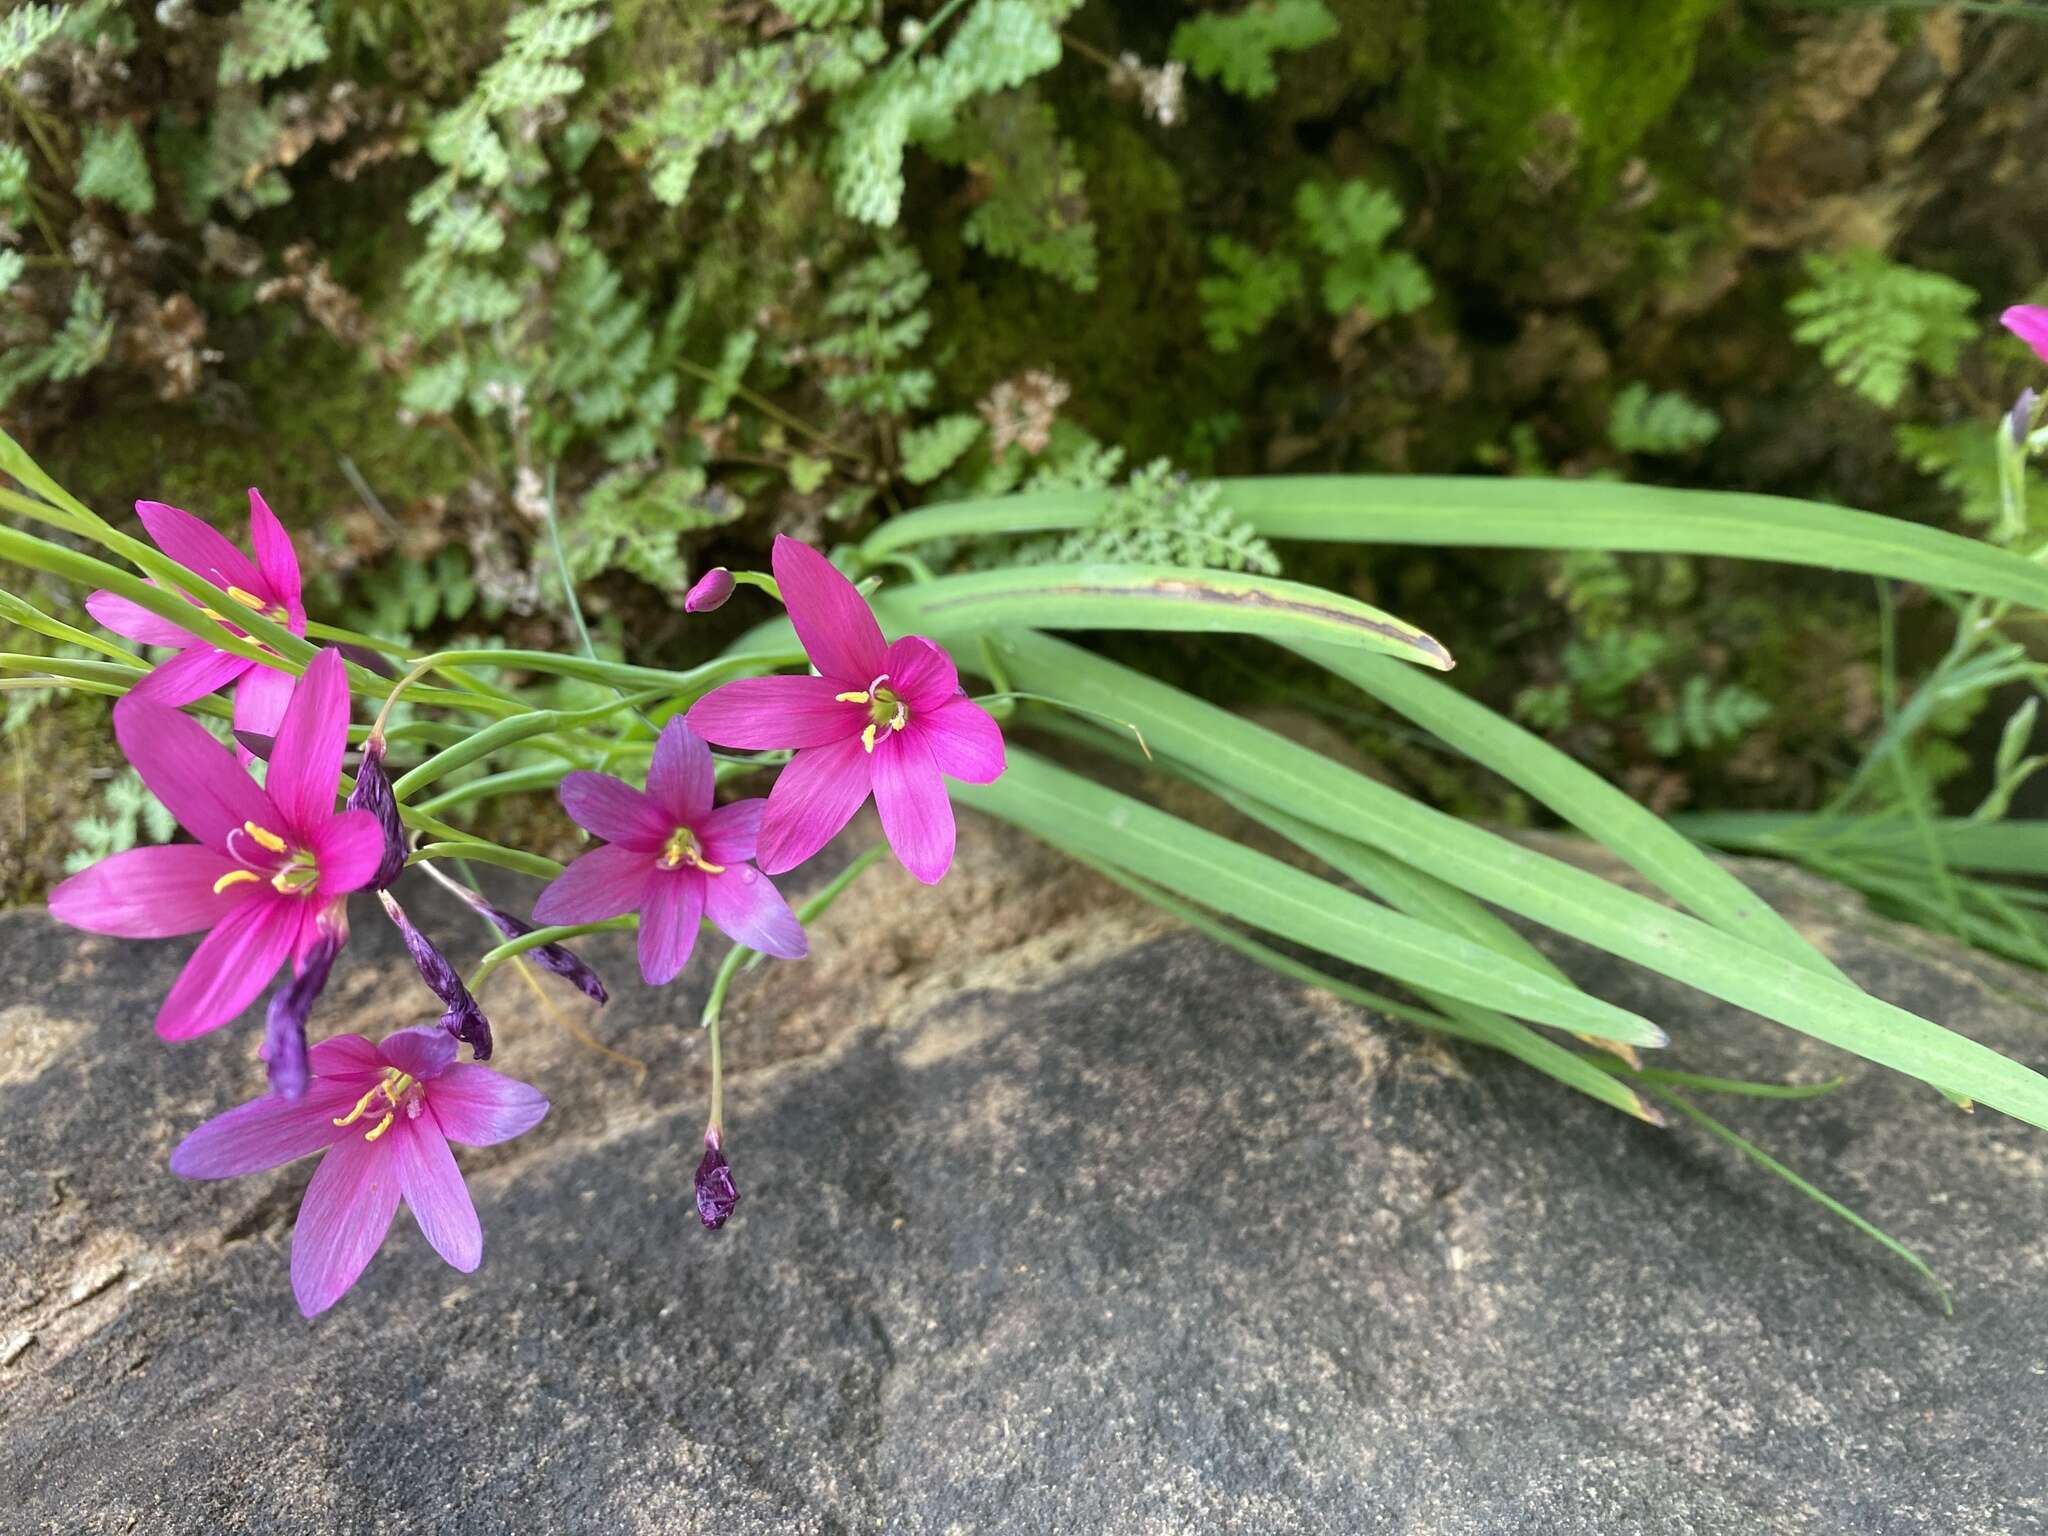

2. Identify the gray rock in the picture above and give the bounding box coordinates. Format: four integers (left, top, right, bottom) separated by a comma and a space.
2, 819, 2046, 1534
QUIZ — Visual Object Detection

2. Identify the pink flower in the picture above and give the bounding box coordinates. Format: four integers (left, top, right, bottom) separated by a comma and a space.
170, 1026, 548, 1316
2003, 305, 2048, 364
85, 490, 308, 753
532, 718, 806, 985
686, 536, 1005, 884
48, 648, 385, 1044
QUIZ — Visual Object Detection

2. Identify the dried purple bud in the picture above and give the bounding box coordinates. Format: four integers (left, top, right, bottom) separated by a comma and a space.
466, 894, 610, 1005
260, 916, 344, 1100
347, 736, 409, 892
695, 1131, 740, 1230
334, 642, 399, 680
379, 889, 494, 1059
234, 730, 275, 761
684, 567, 734, 614
2012, 387, 2040, 449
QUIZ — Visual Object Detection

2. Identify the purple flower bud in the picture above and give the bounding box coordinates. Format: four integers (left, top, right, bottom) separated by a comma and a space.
379, 889, 493, 1059
684, 567, 734, 613
346, 735, 409, 892
695, 1130, 740, 1230
233, 730, 275, 761
333, 642, 399, 680
2012, 387, 2040, 449
464, 894, 610, 1005
260, 915, 345, 1100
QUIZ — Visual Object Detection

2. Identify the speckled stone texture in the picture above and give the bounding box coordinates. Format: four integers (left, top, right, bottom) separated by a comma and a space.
2, 819, 2045, 1534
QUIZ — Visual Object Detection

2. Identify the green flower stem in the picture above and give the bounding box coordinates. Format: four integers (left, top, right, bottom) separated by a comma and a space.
404, 646, 802, 696
699, 843, 890, 1032
413, 761, 581, 817
409, 839, 565, 881
0, 589, 142, 663
466, 916, 638, 993
390, 689, 669, 800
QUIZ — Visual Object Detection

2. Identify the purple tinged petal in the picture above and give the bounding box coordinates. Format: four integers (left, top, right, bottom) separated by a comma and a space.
684, 567, 734, 613
686, 674, 868, 750
697, 799, 763, 865
637, 866, 705, 985
882, 635, 959, 710
290, 1133, 401, 1317
130, 644, 250, 707
345, 736, 409, 891
647, 718, 716, 824
695, 1131, 739, 1230
426, 1064, 550, 1147
756, 735, 873, 876
156, 892, 300, 1040
377, 1025, 459, 1081
48, 844, 244, 938
245, 489, 304, 624
916, 697, 1007, 784
704, 864, 807, 959
2003, 304, 2048, 364
267, 650, 350, 842
871, 728, 955, 885
772, 534, 886, 684
532, 842, 651, 926
169, 1082, 361, 1179
85, 589, 197, 649
232, 663, 295, 763
308, 809, 389, 898
260, 920, 344, 1100
389, 1118, 481, 1272
558, 771, 669, 850
136, 499, 265, 596
309, 1032, 383, 1079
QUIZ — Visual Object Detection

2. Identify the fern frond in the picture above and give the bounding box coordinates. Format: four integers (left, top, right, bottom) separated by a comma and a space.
1608, 382, 1720, 456
218, 0, 329, 86
1787, 250, 1978, 409
1170, 0, 1339, 99
74, 120, 155, 216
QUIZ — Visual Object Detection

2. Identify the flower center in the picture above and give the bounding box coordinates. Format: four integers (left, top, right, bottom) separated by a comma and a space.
198, 586, 289, 630
835, 674, 909, 754
331, 1068, 423, 1143
215, 818, 321, 897
658, 826, 725, 874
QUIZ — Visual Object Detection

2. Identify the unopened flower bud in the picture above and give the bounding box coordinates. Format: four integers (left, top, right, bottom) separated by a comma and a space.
695, 1130, 740, 1230
684, 567, 734, 614
379, 889, 493, 1059
2012, 387, 2040, 449
261, 913, 345, 1099
347, 735, 409, 892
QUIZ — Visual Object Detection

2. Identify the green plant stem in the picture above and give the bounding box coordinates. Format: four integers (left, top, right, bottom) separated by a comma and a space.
467, 916, 638, 992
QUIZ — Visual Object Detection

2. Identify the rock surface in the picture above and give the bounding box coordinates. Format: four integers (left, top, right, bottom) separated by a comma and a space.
3, 816, 2047, 1533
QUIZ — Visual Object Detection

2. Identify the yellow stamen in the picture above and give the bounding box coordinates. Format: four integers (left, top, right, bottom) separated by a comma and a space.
212, 869, 261, 894
834, 689, 870, 704
861, 722, 877, 754
696, 854, 726, 874
225, 585, 268, 612
363, 1111, 396, 1142
242, 820, 288, 854
333, 1083, 385, 1128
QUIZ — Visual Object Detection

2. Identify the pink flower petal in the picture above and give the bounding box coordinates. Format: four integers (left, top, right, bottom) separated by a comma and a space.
872, 727, 955, 885
704, 864, 807, 959
532, 842, 652, 926
647, 717, 716, 824
130, 644, 250, 707
169, 1081, 361, 1178
697, 799, 764, 865
267, 650, 350, 842
388, 1117, 481, 1272
308, 808, 388, 897
136, 499, 265, 596
113, 698, 282, 854
48, 844, 246, 938
378, 1026, 459, 1080
917, 697, 1006, 784
290, 1133, 401, 1317
85, 589, 197, 649
559, 771, 669, 851
756, 735, 873, 876
156, 891, 300, 1040
772, 534, 886, 684
245, 488, 305, 626
637, 866, 706, 985
309, 1033, 383, 1079
427, 1064, 550, 1147
883, 635, 959, 710
2003, 305, 2048, 364
232, 663, 295, 756
686, 674, 868, 750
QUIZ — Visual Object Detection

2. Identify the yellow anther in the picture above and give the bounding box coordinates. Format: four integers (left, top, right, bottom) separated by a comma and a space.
696, 855, 726, 875
242, 820, 288, 854
861, 722, 878, 754
212, 869, 261, 895
363, 1111, 396, 1142
225, 585, 268, 612
834, 689, 870, 704
333, 1083, 385, 1128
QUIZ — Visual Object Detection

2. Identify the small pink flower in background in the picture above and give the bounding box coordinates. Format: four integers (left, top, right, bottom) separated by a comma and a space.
532, 718, 806, 985
170, 1027, 548, 1317
2002, 305, 2048, 364
686, 536, 1005, 885
85, 490, 308, 752
48, 648, 384, 1050
684, 567, 734, 613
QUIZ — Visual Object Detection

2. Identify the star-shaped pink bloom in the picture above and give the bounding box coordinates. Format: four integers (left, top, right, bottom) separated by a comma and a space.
533, 718, 807, 985
170, 1026, 548, 1316
48, 648, 385, 1042
686, 536, 1005, 884
2003, 305, 2048, 364
85, 490, 308, 752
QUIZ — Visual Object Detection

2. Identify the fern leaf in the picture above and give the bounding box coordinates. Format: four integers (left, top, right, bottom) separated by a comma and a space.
0, 5, 68, 76
1608, 382, 1720, 455
1786, 250, 1978, 409
1198, 237, 1301, 352
218, 0, 329, 86
75, 120, 155, 216
1170, 0, 1339, 99
901, 414, 984, 484
1294, 180, 1432, 319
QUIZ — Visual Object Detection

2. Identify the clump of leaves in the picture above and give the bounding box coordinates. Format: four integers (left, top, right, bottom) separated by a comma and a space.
1293, 180, 1432, 320
1647, 676, 1773, 757
931, 91, 1097, 292
66, 769, 177, 875
1787, 250, 1978, 409
1609, 382, 1720, 456
1198, 238, 1302, 352
814, 245, 936, 416
1170, 0, 1339, 98
563, 465, 743, 595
